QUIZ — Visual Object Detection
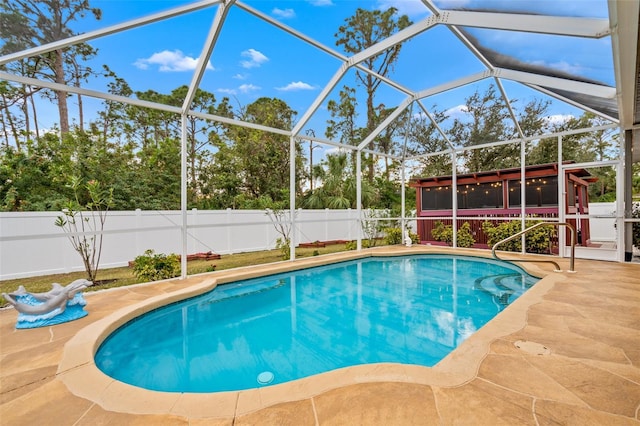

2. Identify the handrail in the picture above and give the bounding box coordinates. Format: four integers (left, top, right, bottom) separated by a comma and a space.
491, 221, 576, 273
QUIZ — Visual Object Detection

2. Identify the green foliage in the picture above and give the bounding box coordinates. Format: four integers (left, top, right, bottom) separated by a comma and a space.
448, 85, 520, 172
330, 8, 412, 183
275, 238, 291, 260
215, 97, 305, 206
346, 239, 373, 250
384, 227, 403, 245
431, 221, 475, 248
132, 249, 180, 282
361, 209, 393, 247
382, 227, 418, 245
303, 153, 376, 209
482, 220, 556, 254
54, 178, 114, 282
1, 0, 101, 135
407, 106, 452, 178
0, 143, 69, 211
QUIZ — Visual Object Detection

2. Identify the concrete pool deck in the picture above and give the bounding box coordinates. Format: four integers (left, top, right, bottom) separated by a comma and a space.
1, 246, 639, 425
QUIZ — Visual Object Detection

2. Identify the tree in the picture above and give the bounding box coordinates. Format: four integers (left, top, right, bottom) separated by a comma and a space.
265, 204, 295, 260
164, 85, 233, 204
200, 136, 242, 209
373, 104, 408, 179
0, 0, 102, 135
219, 97, 304, 206
96, 65, 133, 144
326, 86, 358, 147
448, 84, 516, 172
0, 7, 41, 147
304, 152, 376, 209
0, 142, 66, 210
334, 7, 412, 181
129, 137, 181, 210
407, 106, 452, 177
55, 177, 113, 282
529, 113, 599, 165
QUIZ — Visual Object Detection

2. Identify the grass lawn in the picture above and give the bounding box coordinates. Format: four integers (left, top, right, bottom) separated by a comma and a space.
0, 244, 351, 308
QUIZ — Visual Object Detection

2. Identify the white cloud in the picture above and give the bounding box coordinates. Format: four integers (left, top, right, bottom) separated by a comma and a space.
134, 50, 213, 72
545, 114, 573, 125
272, 7, 295, 19
239, 83, 261, 93
233, 73, 248, 80
307, 0, 333, 6
217, 83, 262, 95
240, 49, 269, 69
276, 81, 316, 91
217, 88, 237, 95
445, 104, 468, 118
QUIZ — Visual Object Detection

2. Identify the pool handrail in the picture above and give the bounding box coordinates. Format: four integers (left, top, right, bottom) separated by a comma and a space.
491, 221, 576, 273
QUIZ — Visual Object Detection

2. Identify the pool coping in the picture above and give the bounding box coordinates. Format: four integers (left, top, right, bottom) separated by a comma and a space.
57, 246, 562, 419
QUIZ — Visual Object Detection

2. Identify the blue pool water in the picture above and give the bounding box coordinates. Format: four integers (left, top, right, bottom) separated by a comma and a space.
95, 255, 538, 393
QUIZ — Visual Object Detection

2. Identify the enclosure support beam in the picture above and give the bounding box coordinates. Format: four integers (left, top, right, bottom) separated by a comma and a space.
520, 140, 526, 254
180, 115, 188, 279
183, 0, 233, 112
557, 135, 566, 257
451, 150, 458, 248
356, 152, 362, 251
624, 129, 633, 261
400, 103, 413, 243
290, 136, 297, 261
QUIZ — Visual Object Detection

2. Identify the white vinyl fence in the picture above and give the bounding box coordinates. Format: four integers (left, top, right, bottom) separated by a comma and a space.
0, 209, 367, 280
0, 205, 620, 280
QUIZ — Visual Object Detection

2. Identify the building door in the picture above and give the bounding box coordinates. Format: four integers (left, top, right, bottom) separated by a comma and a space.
560, 161, 623, 262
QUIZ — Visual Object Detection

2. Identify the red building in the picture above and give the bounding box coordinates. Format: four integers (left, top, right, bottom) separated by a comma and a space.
410, 163, 597, 248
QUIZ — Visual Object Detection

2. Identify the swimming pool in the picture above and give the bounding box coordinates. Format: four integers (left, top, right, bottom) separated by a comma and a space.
95, 254, 538, 393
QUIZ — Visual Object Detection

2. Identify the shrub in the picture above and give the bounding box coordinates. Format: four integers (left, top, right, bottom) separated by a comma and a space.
132, 249, 180, 282
362, 209, 393, 248
384, 227, 403, 245
431, 221, 475, 248
383, 227, 420, 245
275, 237, 291, 260
482, 220, 555, 254
346, 240, 372, 250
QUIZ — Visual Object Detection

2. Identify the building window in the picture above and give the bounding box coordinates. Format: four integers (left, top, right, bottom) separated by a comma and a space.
421, 182, 504, 210
508, 176, 558, 207
457, 182, 503, 209
421, 186, 452, 210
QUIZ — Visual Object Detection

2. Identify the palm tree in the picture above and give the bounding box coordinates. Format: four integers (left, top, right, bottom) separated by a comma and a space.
304, 153, 375, 208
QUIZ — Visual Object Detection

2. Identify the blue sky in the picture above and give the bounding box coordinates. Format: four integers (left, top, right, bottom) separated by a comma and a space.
13, 0, 614, 146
